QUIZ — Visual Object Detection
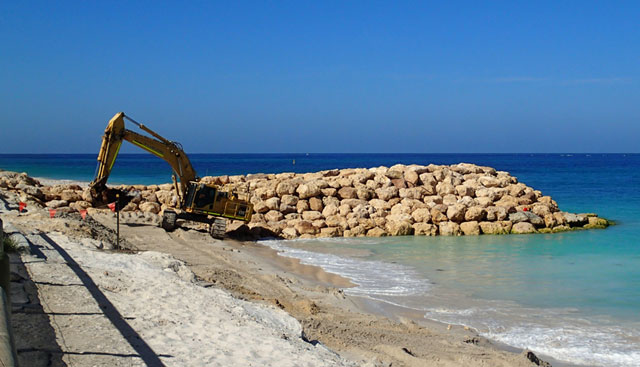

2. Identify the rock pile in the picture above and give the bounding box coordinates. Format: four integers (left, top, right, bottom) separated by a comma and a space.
1, 164, 611, 239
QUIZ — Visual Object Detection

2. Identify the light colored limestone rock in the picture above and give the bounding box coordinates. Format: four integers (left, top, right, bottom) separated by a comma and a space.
460, 221, 480, 235
439, 221, 461, 236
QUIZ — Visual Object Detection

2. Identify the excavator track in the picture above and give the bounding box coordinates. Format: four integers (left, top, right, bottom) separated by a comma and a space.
209, 218, 227, 239
161, 210, 178, 232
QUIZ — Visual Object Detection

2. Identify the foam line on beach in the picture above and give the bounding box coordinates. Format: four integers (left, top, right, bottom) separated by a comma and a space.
260, 239, 431, 297
424, 302, 640, 367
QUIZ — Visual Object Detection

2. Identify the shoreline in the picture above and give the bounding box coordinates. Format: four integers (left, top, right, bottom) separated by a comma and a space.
258, 238, 589, 367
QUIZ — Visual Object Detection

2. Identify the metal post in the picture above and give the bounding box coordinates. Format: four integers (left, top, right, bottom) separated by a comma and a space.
116, 193, 120, 249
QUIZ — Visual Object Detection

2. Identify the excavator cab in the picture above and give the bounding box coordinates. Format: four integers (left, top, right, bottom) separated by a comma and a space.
183, 182, 252, 222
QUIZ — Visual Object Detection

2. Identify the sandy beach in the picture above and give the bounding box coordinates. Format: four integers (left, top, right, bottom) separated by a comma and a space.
1, 179, 552, 367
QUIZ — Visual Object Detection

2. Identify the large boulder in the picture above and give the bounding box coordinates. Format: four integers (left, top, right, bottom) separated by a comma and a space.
446, 204, 466, 223
386, 169, 404, 179
479, 221, 513, 235
411, 208, 432, 223
475, 188, 500, 202
253, 201, 270, 214
295, 220, 317, 235
309, 197, 324, 212
281, 227, 298, 239
296, 200, 310, 213
460, 221, 481, 235
141, 191, 158, 203
495, 195, 518, 210
455, 185, 475, 197
585, 217, 610, 229
139, 202, 161, 214
320, 227, 342, 237
60, 189, 82, 202
419, 173, 437, 194
464, 206, 486, 222
297, 181, 324, 199
264, 210, 284, 222
543, 213, 557, 228
553, 212, 567, 226
509, 211, 544, 227
475, 197, 493, 208
281, 195, 299, 206
369, 199, 390, 211
439, 221, 461, 236
413, 223, 438, 236
508, 183, 526, 197
518, 191, 537, 205
430, 207, 448, 224
254, 186, 276, 200
356, 187, 374, 200
302, 211, 323, 221
325, 215, 347, 229
15, 184, 45, 200
486, 206, 508, 221
562, 212, 588, 227
436, 182, 455, 196
479, 176, 501, 188
404, 170, 419, 187
264, 197, 281, 211
366, 227, 388, 237
337, 187, 358, 200
511, 222, 537, 234
375, 186, 398, 201
385, 220, 414, 236
322, 204, 338, 217
156, 190, 177, 206
276, 181, 298, 196
46, 200, 68, 209
280, 203, 297, 214
531, 204, 551, 217
441, 194, 458, 206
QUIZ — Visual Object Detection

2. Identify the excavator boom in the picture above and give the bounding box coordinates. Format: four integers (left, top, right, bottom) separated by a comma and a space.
88, 112, 253, 238
91, 112, 198, 204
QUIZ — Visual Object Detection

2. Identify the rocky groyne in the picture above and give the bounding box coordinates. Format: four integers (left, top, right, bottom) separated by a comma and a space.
0, 163, 611, 239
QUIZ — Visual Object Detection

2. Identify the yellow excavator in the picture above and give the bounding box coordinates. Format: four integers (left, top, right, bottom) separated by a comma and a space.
89, 112, 253, 239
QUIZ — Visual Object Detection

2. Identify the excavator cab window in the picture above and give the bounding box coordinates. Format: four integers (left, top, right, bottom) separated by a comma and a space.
195, 186, 217, 208
216, 191, 228, 201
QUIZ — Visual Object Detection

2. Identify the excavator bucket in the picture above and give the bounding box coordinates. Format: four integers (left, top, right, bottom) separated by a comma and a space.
88, 182, 134, 210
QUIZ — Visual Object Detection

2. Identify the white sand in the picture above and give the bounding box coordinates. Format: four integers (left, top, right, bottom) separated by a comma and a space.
32, 177, 90, 188
21, 231, 356, 367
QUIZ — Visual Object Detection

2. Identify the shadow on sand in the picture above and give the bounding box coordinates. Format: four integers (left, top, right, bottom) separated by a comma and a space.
12, 234, 171, 366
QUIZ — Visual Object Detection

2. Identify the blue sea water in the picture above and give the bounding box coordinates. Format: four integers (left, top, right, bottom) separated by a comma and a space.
2, 153, 639, 366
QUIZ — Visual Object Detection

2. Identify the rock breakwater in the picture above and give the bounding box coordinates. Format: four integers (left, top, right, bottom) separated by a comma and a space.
0, 163, 611, 239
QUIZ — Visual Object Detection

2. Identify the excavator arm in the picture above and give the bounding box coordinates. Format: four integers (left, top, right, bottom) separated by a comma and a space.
90, 112, 198, 206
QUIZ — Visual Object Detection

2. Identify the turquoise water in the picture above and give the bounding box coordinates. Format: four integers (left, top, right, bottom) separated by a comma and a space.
2, 153, 639, 366
264, 228, 640, 366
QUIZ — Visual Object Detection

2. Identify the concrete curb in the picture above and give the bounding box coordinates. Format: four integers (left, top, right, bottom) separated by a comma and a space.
0, 218, 18, 366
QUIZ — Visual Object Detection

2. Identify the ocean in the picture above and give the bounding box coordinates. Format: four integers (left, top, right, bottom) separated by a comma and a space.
1, 153, 639, 366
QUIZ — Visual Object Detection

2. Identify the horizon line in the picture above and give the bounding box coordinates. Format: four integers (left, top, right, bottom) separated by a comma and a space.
1, 152, 639, 155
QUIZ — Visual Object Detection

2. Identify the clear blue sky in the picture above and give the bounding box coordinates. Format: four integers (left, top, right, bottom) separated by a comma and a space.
1, 1, 638, 153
